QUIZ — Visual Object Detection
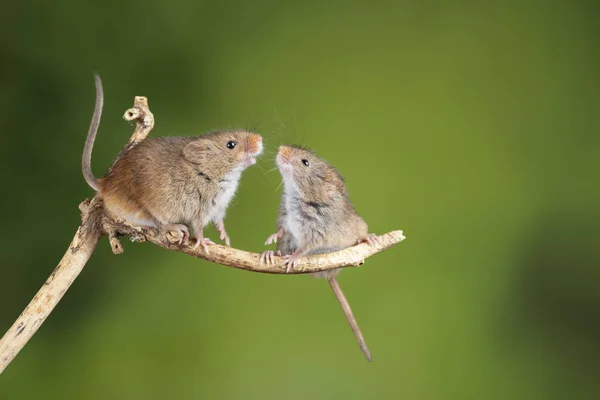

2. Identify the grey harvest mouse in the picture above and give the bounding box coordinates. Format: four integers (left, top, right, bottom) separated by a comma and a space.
260, 145, 381, 361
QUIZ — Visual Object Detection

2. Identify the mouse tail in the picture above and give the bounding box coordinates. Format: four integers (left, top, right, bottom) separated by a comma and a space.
82, 74, 103, 191
328, 277, 372, 362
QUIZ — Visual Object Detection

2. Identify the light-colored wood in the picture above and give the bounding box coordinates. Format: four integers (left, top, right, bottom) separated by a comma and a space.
0, 204, 102, 373
103, 203, 406, 274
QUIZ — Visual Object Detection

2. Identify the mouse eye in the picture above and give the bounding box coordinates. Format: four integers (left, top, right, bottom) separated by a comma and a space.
302, 159, 310, 167
226, 140, 237, 149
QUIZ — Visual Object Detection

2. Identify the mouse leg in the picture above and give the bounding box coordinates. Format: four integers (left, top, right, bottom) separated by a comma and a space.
192, 221, 215, 253
264, 228, 284, 245
215, 220, 231, 247
358, 233, 382, 247
164, 223, 190, 245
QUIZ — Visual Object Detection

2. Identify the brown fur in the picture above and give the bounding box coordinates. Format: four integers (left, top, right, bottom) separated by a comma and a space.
98, 132, 262, 237
82, 75, 262, 245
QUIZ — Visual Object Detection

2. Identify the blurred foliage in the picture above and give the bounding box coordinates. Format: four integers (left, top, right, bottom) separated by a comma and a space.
1, 0, 599, 399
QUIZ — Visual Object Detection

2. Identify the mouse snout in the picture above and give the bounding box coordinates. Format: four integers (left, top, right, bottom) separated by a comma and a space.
241, 133, 262, 167
276, 146, 294, 174
247, 133, 263, 155
278, 145, 293, 161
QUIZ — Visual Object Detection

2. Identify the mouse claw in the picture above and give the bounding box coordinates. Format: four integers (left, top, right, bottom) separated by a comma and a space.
282, 252, 302, 273
220, 231, 231, 247
193, 237, 215, 253
166, 224, 190, 245
216, 223, 231, 246
260, 250, 276, 265
264, 233, 278, 245
264, 229, 284, 245
285, 260, 295, 273
359, 233, 382, 247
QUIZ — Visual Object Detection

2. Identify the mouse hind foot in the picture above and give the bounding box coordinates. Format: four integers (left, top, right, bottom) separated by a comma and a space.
164, 223, 190, 245
282, 249, 304, 273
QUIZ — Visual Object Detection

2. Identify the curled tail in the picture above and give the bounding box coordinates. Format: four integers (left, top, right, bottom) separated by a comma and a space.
328, 277, 372, 362
82, 74, 103, 191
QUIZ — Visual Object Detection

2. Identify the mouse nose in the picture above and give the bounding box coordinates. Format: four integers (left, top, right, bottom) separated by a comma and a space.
278, 145, 293, 159
247, 133, 263, 152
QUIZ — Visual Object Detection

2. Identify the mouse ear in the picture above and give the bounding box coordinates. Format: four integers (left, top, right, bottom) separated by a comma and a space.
183, 139, 213, 164
335, 180, 347, 195
327, 173, 346, 194
323, 174, 347, 201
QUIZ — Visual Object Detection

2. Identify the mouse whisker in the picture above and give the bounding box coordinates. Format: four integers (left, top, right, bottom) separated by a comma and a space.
274, 179, 284, 193
272, 108, 287, 133
255, 161, 271, 176
246, 120, 264, 133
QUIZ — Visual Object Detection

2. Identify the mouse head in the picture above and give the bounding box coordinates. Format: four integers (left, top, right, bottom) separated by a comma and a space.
276, 145, 347, 200
183, 130, 263, 177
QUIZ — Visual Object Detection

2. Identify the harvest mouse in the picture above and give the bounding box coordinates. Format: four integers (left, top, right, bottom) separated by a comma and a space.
260, 145, 381, 361
82, 75, 263, 251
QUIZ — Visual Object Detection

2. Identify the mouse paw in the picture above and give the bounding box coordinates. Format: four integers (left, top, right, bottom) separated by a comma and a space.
259, 250, 282, 265
165, 224, 190, 245
358, 233, 382, 247
265, 228, 283, 246
215, 222, 231, 246
264, 233, 278, 245
219, 230, 231, 247
282, 252, 302, 273
193, 237, 215, 253
264, 228, 284, 245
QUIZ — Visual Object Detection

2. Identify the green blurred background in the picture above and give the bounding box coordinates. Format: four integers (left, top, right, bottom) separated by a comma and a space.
1, 0, 599, 398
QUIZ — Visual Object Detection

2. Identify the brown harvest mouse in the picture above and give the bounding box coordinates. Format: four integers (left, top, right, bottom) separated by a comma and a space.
82, 75, 263, 251
260, 145, 381, 361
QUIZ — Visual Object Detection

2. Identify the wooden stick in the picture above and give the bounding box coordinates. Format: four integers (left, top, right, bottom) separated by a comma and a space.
101, 203, 405, 274
0, 201, 103, 373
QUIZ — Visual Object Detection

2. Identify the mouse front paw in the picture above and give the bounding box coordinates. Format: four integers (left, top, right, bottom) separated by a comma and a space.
218, 230, 231, 247
215, 222, 231, 247
358, 233, 382, 247
264, 228, 284, 245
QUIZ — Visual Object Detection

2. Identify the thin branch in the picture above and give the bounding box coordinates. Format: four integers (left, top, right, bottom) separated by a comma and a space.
0, 201, 103, 373
0, 92, 406, 375
99, 200, 406, 274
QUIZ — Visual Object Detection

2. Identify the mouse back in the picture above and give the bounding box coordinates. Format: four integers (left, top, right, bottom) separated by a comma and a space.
97, 136, 197, 224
